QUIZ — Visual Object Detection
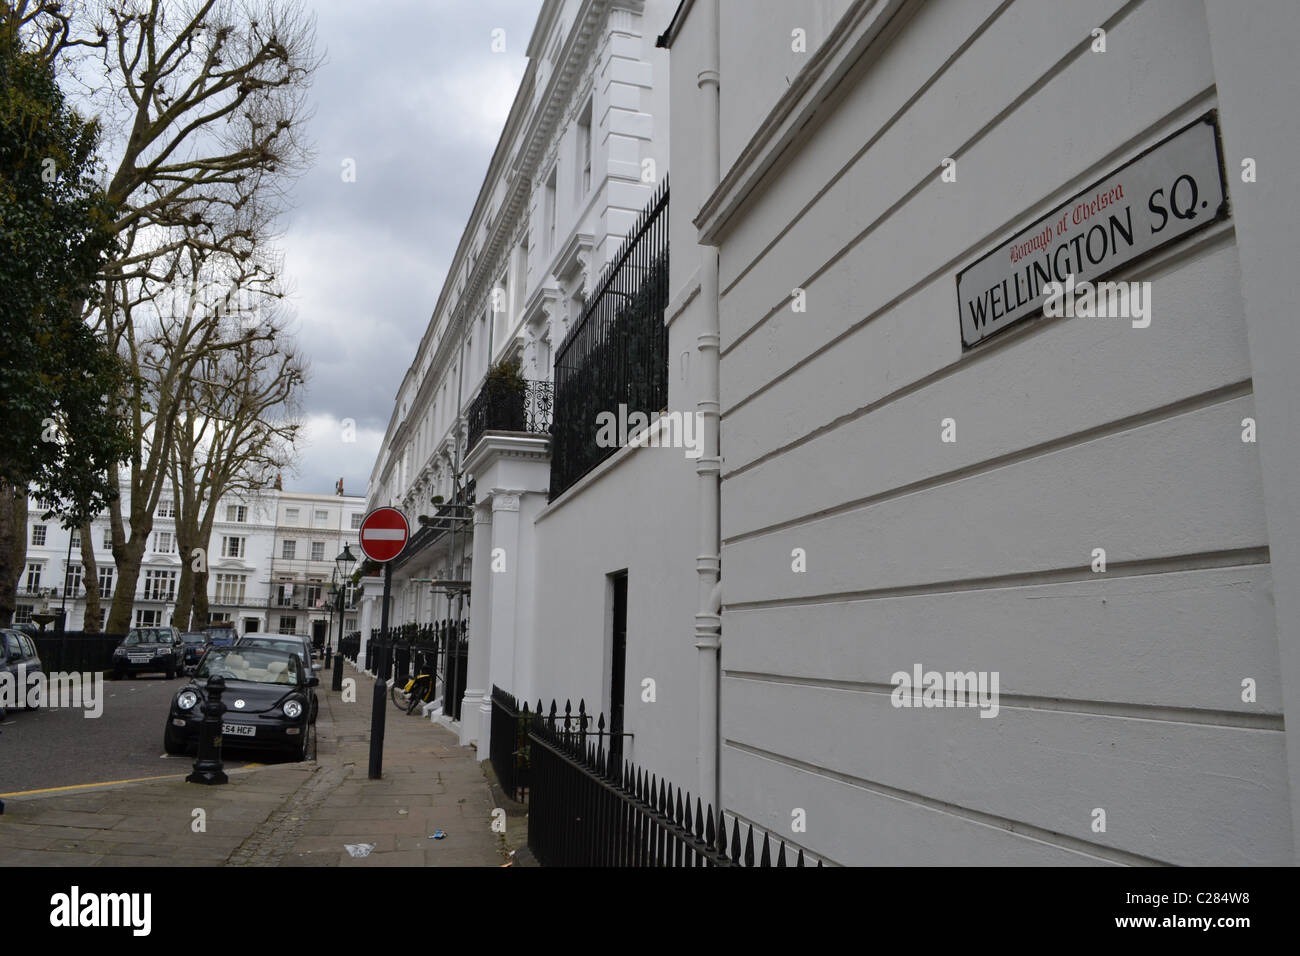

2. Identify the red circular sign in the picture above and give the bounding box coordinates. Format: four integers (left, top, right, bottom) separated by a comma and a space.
358, 507, 410, 563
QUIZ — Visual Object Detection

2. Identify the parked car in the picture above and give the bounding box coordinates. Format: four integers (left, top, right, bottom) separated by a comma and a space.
180, 632, 208, 672
111, 627, 185, 679
1, 627, 44, 711
164, 646, 317, 761
236, 633, 320, 721
203, 622, 239, 648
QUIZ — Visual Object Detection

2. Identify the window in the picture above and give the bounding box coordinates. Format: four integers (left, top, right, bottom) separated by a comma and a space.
311, 541, 325, 562
14, 604, 33, 624
222, 536, 246, 559
276, 582, 295, 607
285, 507, 299, 524
65, 564, 83, 595
134, 609, 161, 628
577, 98, 592, 197
314, 509, 329, 525
25, 562, 41, 593
545, 166, 558, 253
350, 513, 362, 530
102, 527, 112, 550
31, 524, 46, 546
143, 569, 177, 601
70, 528, 81, 549
278, 616, 298, 635
282, 540, 296, 560
155, 531, 175, 553
306, 582, 323, 607
157, 499, 175, 518
98, 565, 114, 599
226, 504, 247, 523
346, 616, 357, 632
214, 573, 247, 604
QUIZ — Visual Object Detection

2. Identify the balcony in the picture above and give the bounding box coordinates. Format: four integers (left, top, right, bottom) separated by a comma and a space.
466, 376, 553, 452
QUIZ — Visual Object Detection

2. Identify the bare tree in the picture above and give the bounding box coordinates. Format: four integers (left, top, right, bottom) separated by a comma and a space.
170, 291, 306, 630
19, 0, 323, 633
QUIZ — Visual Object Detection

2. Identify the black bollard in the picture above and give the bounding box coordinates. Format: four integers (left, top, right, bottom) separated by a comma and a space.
187, 676, 229, 785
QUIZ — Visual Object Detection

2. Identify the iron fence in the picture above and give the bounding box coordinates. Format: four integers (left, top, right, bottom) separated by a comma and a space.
467, 378, 554, 451
496, 690, 820, 866
369, 620, 467, 720
490, 686, 532, 801
550, 178, 669, 500
31, 631, 126, 672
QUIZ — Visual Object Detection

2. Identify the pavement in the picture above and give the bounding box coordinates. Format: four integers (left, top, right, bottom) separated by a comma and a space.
0, 661, 519, 867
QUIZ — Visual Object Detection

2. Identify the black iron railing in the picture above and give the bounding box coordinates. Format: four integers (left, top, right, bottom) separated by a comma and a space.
467, 378, 554, 452
31, 631, 127, 672
490, 686, 533, 801
498, 688, 821, 867
550, 179, 669, 500
371, 620, 468, 721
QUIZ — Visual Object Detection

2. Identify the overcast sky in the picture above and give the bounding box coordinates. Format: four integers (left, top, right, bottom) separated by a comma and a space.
279, 0, 543, 497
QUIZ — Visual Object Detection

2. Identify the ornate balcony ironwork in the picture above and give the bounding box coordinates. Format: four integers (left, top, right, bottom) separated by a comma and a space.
466, 377, 554, 451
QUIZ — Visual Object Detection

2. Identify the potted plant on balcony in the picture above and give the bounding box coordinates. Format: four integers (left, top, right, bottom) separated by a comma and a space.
483, 357, 527, 432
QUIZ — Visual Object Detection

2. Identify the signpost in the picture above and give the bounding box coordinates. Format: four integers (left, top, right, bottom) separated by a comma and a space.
359, 507, 409, 779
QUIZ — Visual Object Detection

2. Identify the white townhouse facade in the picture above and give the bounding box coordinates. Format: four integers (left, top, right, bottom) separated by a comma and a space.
265, 489, 366, 644
362, 0, 676, 726
662, 0, 1300, 865
18, 483, 277, 632
19, 485, 364, 639
369, 0, 1300, 867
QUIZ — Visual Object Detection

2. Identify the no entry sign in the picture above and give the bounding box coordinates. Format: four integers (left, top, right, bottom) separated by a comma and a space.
358, 507, 409, 563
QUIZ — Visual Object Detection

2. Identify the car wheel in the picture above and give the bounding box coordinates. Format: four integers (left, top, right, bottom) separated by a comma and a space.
163, 725, 186, 756
295, 723, 311, 762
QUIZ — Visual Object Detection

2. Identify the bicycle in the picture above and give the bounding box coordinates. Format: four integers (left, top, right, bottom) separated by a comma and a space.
391, 668, 438, 715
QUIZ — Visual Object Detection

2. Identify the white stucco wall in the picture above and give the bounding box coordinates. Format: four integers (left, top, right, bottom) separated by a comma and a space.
700, 0, 1290, 864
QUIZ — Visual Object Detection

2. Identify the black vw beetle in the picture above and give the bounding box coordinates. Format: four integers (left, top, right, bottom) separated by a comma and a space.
164, 646, 318, 761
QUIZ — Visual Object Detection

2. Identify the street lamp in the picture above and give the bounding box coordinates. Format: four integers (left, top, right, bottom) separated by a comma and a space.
332, 543, 356, 691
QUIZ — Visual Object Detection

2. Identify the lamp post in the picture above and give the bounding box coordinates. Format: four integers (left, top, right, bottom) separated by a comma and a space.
333, 544, 356, 691
325, 569, 337, 671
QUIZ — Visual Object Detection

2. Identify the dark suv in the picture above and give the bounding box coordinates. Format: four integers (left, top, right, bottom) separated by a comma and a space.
111, 627, 185, 679
1, 628, 43, 715
204, 622, 239, 648
180, 632, 208, 673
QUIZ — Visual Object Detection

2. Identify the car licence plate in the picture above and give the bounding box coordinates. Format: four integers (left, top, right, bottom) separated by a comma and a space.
129, 655, 151, 663
222, 723, 256, 737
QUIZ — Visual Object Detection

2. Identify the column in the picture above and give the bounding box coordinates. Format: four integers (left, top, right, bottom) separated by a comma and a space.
460, 502, 495, 751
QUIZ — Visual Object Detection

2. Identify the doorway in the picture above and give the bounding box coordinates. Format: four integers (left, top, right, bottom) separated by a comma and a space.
608, 571, 628, 766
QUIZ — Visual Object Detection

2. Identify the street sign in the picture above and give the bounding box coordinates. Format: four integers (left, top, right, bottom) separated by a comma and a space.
957, 111, 1228, 348
358, 507, 409, 563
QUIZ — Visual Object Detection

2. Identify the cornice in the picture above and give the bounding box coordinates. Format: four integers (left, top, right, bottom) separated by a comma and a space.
695, 0, 914, 245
